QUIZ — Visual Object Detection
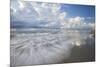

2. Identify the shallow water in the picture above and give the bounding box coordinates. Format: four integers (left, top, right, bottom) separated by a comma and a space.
10, 28, 95, 67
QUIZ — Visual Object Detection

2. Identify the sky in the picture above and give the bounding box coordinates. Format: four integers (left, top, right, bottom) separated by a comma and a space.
61, 4, 95, 23
10, 0, 95, 28
61, 4, 95, 17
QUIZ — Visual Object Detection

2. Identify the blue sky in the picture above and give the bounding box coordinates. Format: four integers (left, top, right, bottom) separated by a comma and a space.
61, 4, 95, 17
11, 1, 95, 28
61, 4, 95, 22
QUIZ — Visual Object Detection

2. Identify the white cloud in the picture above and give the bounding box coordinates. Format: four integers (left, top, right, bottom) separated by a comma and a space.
68, 16, 85, 25
88, 22, 95, 29
10, 1, 95, 66
18, 1, 25, 9
11, 0, 94, 29
11, 1, 64, 27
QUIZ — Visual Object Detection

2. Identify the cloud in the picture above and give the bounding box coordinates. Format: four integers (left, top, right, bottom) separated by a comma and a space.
11, 1, 74, 28
10, 1, 95, 66
68, 16, 85, 26
11, 0, 94, 29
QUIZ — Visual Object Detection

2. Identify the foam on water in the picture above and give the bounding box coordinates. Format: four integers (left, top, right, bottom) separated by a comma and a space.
10, 29, 89, 66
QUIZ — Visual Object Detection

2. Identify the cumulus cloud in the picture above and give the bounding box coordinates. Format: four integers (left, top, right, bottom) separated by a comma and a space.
66, 16, 84, 28
69, 16, 84, 24
11, 0, 94, 29
10, 1, 95, 66
11, 1, 61, 27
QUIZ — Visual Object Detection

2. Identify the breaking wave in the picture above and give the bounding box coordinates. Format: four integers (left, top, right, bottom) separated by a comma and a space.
10, 28, 92, 66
